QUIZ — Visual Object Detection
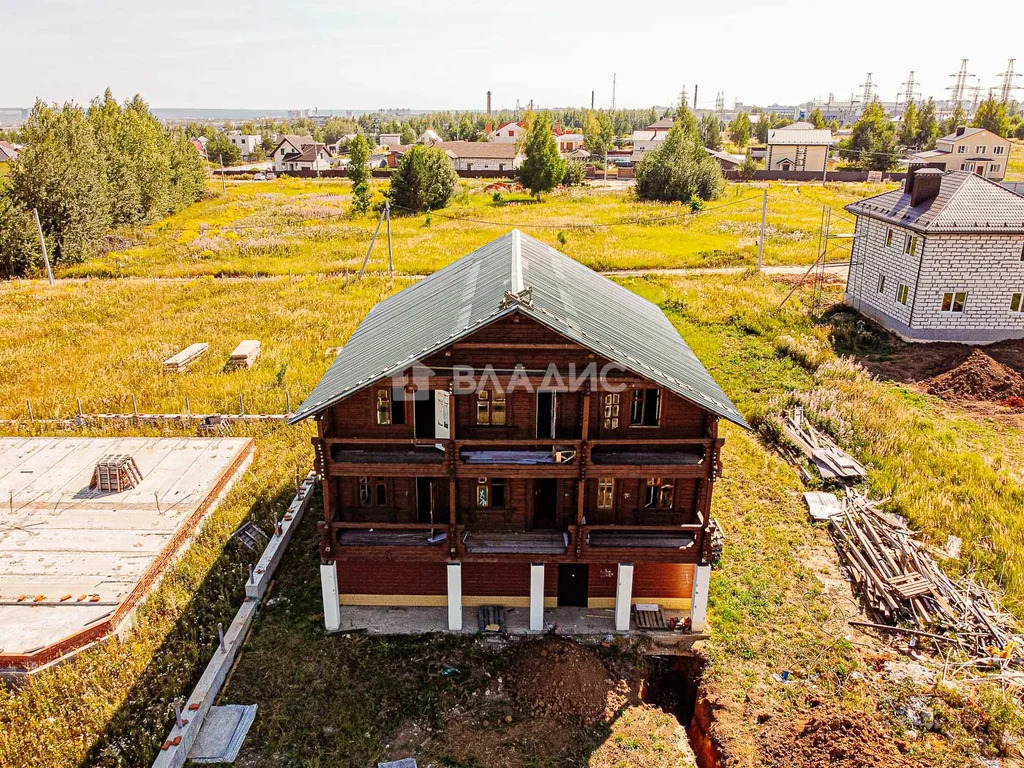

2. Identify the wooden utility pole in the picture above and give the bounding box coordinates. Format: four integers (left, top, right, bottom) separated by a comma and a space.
757, 190, 767, 272
32, 208, 55, 285
219, 154, 226, 195
357, 204, 388, 278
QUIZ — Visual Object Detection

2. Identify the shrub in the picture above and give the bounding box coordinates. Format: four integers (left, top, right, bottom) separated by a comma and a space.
388, 145, 459, 212
562, 159, 586, 186
635, 119, 724, 203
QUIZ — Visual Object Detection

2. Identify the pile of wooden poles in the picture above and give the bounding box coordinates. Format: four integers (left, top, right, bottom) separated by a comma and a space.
831, 490, 1021, 665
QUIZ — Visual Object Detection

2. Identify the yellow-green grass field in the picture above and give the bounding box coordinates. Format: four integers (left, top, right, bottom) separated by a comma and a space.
2, 273, 1023, 766
60, 177, 893, 279
1007, 140, 1024, 181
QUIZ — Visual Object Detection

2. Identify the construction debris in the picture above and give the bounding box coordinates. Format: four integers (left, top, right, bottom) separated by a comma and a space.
164, 342, 209, 372
781, 407, 866, 481
803, 491, 842, 521
225, 340, 261, 370
91, 455, 143, 492
830, 490, 1022, 667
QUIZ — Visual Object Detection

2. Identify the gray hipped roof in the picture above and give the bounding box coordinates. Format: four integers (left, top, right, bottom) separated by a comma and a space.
291, 231, 748, 427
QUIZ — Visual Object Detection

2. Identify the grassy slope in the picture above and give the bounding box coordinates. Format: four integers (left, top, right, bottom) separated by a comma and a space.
1006, 140, 1024, 181
60, 178, 891, 278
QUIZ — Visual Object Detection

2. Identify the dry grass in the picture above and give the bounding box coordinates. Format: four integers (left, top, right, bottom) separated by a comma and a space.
1007, 140, 1024, 182
59, 177, 892, 278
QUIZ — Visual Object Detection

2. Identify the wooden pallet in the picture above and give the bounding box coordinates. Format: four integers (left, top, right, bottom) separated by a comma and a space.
163, 343, 209, 373
225, 340, 261, 370
91, 455, 143, 492
887, 573, 934, 599
477, 605, 506, 633
634, 605, 667, 630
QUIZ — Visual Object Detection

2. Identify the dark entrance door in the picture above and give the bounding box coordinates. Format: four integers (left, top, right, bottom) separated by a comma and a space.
557, 564, 589, 607
533, 478, 558, 529
414, 391, 435, 438
416, 477, 434, 524
536, 391, 557, 439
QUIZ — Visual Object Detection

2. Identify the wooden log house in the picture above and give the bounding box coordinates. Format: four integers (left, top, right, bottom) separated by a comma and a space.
292, 231, 749, 632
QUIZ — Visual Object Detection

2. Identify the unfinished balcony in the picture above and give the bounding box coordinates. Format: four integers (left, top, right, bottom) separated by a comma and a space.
456, 526, 569, 555
331, 522, 448, 555
586, 438, 710, 477
325, 438, 447, 476
455, 439, 581, 478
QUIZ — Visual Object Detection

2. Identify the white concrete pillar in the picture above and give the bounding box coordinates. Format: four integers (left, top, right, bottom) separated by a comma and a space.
529, 563, 545, 632
320, 562, 341, 632
615, 563, 634, 632
447, 562, 463, 631
691, 563, 712, 633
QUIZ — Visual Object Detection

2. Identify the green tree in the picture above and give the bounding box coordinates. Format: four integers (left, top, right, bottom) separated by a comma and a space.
347, 134, 373, 215
519, 114, 566, 200
562, 158, 587, 186
755, 111, 775, 144
399, 124, 416, 145
809, 108, 826, 129
699, 113, 723, 150
840, 101, 899, 171
583, 111, 614, 158
728, 112, 753, 146
828, 119, 840, 133
388, 145, 459, 212
737, 154, 759, 181
972, 94, 1011, 137
898, 100, 919, 147
206, 132, 242, 165
5, 99, 111, 265
941, 103, 968, 136
166, 128, 208, 211
915, 99, 939, 149
634, 120, 724, 203
0, 202, 42, 278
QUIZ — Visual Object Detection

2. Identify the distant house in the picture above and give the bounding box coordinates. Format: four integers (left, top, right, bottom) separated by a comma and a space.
706, 148, 744, 170
270, 134, 315, 171
0, 141, 22, 162
765, 126, 833, 172
489, 121, 526, 143
844, 166, 1024, 343
378, 132, 402, 148
630, 118, 674, 163
908, 126, 1011, 182
390, 141, 523, 172
418, 129, 443, 145
278, 142, 333, 173
227, 133, 263, 161
191, 139, 207, 158
556, 133, 585, 155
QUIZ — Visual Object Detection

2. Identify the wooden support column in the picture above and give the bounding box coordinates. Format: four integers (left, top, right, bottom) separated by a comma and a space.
576, 388, 590, 530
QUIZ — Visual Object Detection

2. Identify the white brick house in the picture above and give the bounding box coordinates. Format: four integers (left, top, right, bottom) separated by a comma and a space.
844, 168, 1024, 343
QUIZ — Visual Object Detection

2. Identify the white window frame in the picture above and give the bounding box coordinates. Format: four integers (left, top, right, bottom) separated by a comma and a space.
885, 229, 894, 248
957, 145, 966, 154
597, 478, 615, 509
903, 234, 918, 256
896, 283, 909, 305
877, 273, 886, 293
976, 145, 986, 154
990, 164, 1001, 173
1010, 292, 1024, 314
941, 291, 968, 314
994, 146, 1005, 155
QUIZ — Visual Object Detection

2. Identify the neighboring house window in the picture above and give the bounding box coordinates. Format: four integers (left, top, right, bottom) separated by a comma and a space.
990, 164, 1001, 173
877, 274, 886, 293
896, 283, 909, 305
976, 145, 986, 153
960, 163, 967, 171
994, 146, 1005, 154
603, 393, 620, 429
644, 478, 673, 509
957, 146, 966, 153
941, 291, 968, 314
358, 477, 387, 506
476, 478, 506, 507
376, 388, 392, 425
630, 388, 661, 427
904, 234, 918, 256
597, 478, 615, 509
476, 390, 506, 425
885, 229, 894, 248
1010, 292, 1024, 313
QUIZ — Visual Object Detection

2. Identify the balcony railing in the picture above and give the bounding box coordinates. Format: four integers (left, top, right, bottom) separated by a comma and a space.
330, 521, 447, 549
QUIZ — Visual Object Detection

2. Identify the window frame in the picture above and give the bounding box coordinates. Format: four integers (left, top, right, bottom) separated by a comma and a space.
1010, 292, 1024, 314
957, 145, 966, 154
597, 478, 615, 510
941, 291, 968, 314
896, 283, 909, 305
877, 273, 886, 293
904, 234, 918, 256
994, 145, 1005, 155
602, 393, 620, 430
475, 477, 507, 508
885, 229, 894, 248
358, 476, 388, 507
475, 389, 507, 426
376, 388, 393, 425
629, 388, 662, 427
643, 477, 674, 510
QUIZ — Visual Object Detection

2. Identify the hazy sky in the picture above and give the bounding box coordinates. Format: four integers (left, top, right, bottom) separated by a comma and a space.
4, 0, 1022, 111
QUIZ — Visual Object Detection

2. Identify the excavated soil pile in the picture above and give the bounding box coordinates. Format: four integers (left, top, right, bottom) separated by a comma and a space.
758, 703, 919, 768
926, 349, 1024, 404
511, 638, 636, 726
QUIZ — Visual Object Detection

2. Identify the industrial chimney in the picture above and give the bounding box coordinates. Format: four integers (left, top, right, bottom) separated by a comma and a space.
486, 91, 492, 115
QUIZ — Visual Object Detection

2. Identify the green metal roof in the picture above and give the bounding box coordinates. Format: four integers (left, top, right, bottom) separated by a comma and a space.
291, 230, 749, 428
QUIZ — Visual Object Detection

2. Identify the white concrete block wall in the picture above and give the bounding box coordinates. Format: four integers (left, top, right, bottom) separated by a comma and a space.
846, 217, 922, 327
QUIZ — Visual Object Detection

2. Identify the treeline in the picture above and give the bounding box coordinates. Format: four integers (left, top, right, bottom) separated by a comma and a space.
1, 90, 206, 278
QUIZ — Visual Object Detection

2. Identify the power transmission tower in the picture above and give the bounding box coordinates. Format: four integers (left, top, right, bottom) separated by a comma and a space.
947, 59, 973, 109
967, 79, 983, 111
897, 71, 920, 107
677, 86, 688, 112
715, 92, 724, 113
858, 73, 875, 110
997, 59, 1022, 103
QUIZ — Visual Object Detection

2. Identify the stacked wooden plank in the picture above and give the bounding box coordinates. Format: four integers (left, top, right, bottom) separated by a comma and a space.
782, 407, 866, 481
831, 490, 1022, 664
226, 340, 260, 370
163, 343, 209, 372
